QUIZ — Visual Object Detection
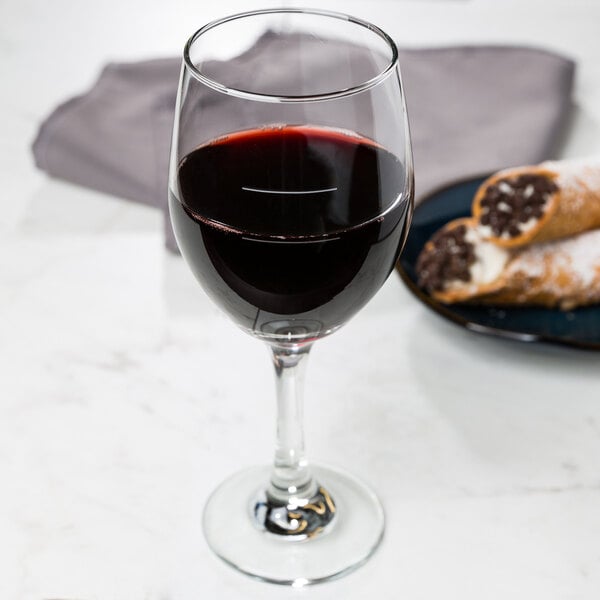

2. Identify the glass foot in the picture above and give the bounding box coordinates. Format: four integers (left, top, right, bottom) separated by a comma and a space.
202, 464, 385, 586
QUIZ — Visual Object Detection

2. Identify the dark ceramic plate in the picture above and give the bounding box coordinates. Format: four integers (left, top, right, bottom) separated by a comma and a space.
397, 177, 600, 350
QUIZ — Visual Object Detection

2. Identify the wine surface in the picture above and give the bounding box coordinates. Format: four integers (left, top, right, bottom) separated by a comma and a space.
170, 125, 410, 341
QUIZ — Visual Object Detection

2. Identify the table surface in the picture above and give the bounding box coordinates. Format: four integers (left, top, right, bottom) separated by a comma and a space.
3, 0, 600, 598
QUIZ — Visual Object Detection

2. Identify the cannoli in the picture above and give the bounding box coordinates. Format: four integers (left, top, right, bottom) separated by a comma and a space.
472, 158, 600, 248
416, 218, 600, 310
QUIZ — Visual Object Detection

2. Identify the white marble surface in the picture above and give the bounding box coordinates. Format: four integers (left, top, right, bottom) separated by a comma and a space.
2, 0, 600, 598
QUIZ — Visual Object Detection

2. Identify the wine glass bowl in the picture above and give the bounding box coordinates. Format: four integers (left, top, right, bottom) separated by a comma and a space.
169, 8, 413, 585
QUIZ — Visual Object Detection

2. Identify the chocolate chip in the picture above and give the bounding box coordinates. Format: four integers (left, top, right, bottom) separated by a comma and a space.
512, 194, 525, 209
416, 225, 475, 293
532, 207, 544, 218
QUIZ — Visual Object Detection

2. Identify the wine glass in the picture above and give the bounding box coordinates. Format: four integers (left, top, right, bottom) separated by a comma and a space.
168, 8, 413, 585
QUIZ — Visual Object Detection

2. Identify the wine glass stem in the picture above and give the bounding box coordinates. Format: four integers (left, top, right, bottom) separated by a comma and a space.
268, 343, 317, 505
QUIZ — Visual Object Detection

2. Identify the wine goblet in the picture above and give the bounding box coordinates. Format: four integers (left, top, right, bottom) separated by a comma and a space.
168, 8, 413, 585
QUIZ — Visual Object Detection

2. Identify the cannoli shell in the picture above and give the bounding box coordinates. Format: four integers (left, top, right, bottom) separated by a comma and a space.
475, 230, 600, 310
426, 224, 600, 310
472, 159, 600, 248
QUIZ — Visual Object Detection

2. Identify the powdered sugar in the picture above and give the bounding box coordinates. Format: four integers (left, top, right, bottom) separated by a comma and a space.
507, 229, 600, 289
541, 156, 600, 210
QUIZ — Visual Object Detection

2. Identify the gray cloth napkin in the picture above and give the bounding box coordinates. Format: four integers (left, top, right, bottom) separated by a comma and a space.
32, 43, 575, 252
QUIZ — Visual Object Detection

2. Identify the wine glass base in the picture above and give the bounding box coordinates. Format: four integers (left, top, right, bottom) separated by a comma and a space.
202, 464, 385, 586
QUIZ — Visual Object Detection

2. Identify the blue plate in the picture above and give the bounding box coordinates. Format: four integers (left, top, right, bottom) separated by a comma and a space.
397, 177, 600, 350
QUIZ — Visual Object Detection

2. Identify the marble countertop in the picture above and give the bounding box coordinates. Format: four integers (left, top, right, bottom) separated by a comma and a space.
2, 0, 600, 598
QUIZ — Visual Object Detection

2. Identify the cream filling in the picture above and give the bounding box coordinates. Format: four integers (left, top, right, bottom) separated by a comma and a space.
465, 228, 509, 285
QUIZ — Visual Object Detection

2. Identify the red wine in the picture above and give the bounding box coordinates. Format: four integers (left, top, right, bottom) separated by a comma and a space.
170, 126, 411, 341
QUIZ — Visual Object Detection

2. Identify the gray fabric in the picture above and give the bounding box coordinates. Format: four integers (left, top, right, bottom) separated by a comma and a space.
32, 44, 575, 252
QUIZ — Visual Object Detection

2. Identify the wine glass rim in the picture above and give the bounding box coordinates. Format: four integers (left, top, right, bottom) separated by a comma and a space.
183, 8, 400, 103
